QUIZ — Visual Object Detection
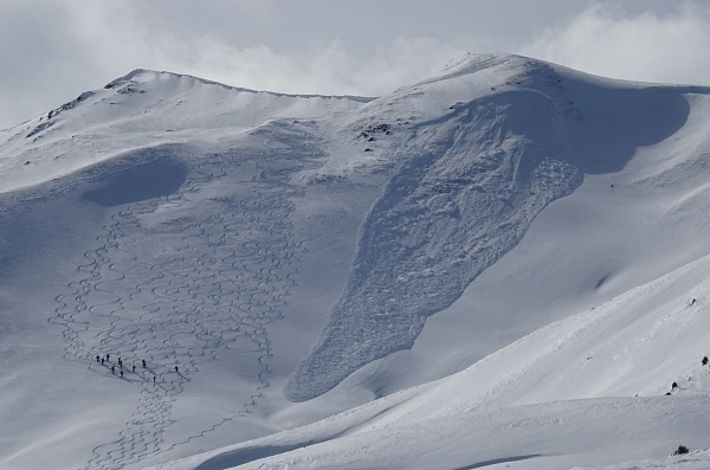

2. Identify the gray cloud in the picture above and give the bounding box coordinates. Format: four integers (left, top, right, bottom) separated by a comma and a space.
0, 0, 707, 128
522, 2, 710, 86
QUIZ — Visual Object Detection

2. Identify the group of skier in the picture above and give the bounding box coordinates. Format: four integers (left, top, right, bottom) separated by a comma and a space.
95, 353, 175, 383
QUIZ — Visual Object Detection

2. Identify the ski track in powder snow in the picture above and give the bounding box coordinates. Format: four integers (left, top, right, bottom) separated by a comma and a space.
47, 124, 321, 469
4, 54, 707, 470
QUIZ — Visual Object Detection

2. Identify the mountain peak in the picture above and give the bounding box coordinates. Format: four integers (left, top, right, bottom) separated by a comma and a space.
441, 52, 522, 72
103, 68, 222, 91
417, 52, 553, 89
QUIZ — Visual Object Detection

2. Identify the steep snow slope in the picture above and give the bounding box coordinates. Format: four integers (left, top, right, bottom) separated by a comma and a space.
357, 83, 710, 400
2, 53, 710, 470
286, 53, 696, 400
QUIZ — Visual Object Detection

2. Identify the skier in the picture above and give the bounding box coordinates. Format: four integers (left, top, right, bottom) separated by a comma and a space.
175, 365, 179, 373
96, 355, 100, 363
118, 357, 123, 368
702, 356, 708, 366
101, 357, 105, 365
111, 366, 115, 375
106, 353, 110, 361
120, 370, 123, 378
142, 359, 147, 369
153, 376, 156, 383
672, 381, 678, 390
132, 364, 136, 373
691, 298, 697, 307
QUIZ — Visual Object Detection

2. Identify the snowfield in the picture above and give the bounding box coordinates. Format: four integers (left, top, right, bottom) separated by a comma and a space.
2, 53, 710, 469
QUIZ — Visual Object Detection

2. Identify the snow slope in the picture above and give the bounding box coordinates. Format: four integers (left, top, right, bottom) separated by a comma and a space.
0, 70, 376, 470
2, 53, 710, 470
161, 396, 710, 470
286, 53, 695, 400
165, 252, 710, 469
0, 68, 369, 194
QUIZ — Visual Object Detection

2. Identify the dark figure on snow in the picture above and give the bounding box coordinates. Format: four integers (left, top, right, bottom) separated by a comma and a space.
120, 370, 123, 378
96, 355, 100, 363
106, 353, 110, 361
132, 364, 136, 373
153, 376, 156, 383
142, 359, 147, 369
702, 356, 708, 366
111, 366, 115, 375
101, 358, 105, 365
691, 298, 697, 306
175, 366, 179, 373
672, 381, 678, 390
118, 357, 123, 368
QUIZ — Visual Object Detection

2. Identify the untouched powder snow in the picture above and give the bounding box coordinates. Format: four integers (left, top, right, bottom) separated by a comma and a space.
2, 53, 710, 470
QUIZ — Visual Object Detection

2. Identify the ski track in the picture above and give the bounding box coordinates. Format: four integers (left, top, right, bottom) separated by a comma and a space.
47, 138, 317, 469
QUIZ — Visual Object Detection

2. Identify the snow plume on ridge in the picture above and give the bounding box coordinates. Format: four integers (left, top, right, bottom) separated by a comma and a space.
286, 55, 692, 402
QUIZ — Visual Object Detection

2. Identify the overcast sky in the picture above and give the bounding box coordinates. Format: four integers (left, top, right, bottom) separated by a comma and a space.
1, 0, 709, 128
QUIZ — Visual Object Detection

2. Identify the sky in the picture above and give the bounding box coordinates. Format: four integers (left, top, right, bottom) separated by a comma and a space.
1, 0, 709, 128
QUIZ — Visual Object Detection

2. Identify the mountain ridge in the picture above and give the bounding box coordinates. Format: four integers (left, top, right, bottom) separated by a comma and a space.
2, 53, 710, 469
104, 68, 376, 102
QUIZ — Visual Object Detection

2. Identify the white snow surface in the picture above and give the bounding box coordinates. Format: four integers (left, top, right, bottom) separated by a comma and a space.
2, 53, 710, 470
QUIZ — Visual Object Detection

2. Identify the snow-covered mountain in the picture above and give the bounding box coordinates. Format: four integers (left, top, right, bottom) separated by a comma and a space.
2, 53, 710, 470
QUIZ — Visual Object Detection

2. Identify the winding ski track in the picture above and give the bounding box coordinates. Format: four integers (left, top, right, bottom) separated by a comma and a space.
49, 142, 317, 470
